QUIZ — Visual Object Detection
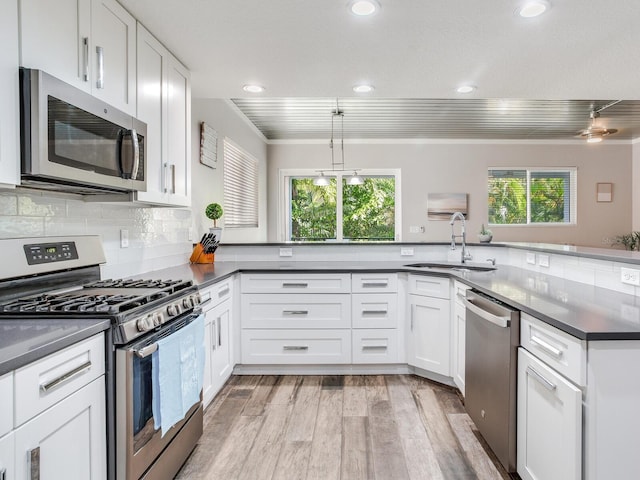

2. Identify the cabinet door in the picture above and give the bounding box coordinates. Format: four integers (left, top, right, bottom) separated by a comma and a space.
0, 0, 20, 187
14, 377, 106, 480
135, 24, 167, 204
0, 433, 15, 480
211, 298, 233, 394
408, 294, 451, 376
164, 56, 191, 206
452, 300, 466, 395
202, 313, 215, 407
517, 348, 581, 480
19, 0, 91, 92
90, 0, 136, 114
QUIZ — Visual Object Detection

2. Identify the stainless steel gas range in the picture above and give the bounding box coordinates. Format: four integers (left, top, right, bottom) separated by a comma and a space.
0, 236, 205, 480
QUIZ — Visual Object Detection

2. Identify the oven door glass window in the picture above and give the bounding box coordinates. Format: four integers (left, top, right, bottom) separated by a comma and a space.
132, 353, 156, 451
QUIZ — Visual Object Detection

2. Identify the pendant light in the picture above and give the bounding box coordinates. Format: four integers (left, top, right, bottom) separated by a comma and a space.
313, 99, 364, 187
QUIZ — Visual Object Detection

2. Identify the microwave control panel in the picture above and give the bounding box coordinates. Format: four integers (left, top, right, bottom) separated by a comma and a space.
23, 242, 79, 265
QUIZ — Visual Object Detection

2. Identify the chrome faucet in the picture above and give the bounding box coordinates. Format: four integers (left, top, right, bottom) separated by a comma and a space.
450, 211, 472, 263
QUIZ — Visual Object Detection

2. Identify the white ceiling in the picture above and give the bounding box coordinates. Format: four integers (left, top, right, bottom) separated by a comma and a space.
119, 0, 640, 139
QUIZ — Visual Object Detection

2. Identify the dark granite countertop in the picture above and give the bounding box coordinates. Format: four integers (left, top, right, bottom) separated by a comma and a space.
144, 261, 640, 341
0, 319, 111, 376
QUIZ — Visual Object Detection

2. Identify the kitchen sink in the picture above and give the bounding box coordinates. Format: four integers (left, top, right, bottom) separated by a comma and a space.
404, 262, 497, 272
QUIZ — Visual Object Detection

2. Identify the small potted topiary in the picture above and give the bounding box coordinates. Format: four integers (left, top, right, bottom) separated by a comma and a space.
205, 202, 223, 240
478, 224, 493, 243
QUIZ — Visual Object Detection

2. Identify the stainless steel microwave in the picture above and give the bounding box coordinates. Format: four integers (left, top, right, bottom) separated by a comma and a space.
19, 68, 147, 195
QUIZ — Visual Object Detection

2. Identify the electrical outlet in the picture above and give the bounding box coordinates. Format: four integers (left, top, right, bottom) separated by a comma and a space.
279, 247, 293, 257
538, 254, 550, 267
401, 247, 414, 256
120, 229, 129, 248
621, 267, 640, 286
188, 227, 194, 242
409, 226, 425, 233
526, 252, 536, 265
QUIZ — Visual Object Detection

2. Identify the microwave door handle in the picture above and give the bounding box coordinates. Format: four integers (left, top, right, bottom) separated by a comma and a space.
130, 129, 140, 180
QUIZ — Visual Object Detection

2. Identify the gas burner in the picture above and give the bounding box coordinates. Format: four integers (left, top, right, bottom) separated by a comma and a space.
86, 278, 185, 289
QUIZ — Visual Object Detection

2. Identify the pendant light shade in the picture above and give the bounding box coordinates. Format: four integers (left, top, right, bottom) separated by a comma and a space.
347, 172, 364, 185
313, 173, 330, 186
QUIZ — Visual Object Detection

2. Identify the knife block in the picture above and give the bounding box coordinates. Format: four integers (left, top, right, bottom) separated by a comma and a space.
189, 244, 215, 264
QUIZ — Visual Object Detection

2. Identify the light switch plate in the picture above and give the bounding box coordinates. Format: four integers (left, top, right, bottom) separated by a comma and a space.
401, 247, 414, 256
526, 252, 536, 265
279, 247, 293, 257
538, 254, 550, 267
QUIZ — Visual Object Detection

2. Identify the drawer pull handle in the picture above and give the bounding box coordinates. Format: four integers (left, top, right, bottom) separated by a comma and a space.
282, 283, 308, 288
283, 310, 309, 315
530, 335, 563, 358
283, 345, 309, 351
362, 310, 388, 315
218, 287, 230, 297
526, 366, 557, 392
29, 446, 40, 480
362, 345, 387, 351
40, 360, 92, 393
362, 282, 388, 287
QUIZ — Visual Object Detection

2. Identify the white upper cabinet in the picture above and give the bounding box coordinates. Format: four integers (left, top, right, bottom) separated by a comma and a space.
19, 0, 136, 115
0, 0, 20, 187
135, 24, 191, 206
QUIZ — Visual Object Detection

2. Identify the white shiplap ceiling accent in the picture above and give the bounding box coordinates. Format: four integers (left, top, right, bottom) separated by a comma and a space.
118, 0, 640, 140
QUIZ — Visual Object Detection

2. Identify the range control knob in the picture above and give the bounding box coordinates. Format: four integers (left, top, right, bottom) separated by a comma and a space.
193, 293, 202, 305
153, 312, 163, 326
167, 304, 177, 316
183, 297, 193, 309
136, 315, 155, 332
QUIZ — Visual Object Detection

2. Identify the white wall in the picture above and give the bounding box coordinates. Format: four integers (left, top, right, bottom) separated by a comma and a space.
267, 141, 633, 247
190, 99, 268, 242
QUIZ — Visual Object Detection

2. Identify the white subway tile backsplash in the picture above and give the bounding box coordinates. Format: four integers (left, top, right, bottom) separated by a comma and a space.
0, 194, 18, 215
17, 194, 66, 217
0, 217, 44, 237
44, 217, 88, 236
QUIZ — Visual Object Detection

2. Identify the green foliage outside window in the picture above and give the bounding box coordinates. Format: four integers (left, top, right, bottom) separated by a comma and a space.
290, 176, 395, 241
488, 169, 572, 225
343, 177, 395, 240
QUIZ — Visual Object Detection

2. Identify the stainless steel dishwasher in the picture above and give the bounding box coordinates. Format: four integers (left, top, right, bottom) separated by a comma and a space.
462, 289, 520, 473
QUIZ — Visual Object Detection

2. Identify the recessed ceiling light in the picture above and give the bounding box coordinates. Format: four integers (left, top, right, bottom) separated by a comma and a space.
243, 84, 265, 93
353, 84, 375, 93
456, 85, 476, 94
350, 0, 379, 16
518, 1, 550, 18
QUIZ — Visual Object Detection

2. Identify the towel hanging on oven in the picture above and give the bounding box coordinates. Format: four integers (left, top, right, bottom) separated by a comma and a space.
151, 314, 205, 436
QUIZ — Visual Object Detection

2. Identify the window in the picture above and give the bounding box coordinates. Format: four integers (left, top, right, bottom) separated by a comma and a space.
488, 168, 577, 225
282, 170, 400, 242
223, 139, 258, 228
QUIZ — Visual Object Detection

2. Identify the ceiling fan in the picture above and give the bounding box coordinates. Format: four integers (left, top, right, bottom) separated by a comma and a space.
578, 101, 620, 143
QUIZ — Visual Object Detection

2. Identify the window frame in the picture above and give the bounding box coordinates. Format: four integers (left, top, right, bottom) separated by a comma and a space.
279, 168, 402, 242
488, 166, 577, 227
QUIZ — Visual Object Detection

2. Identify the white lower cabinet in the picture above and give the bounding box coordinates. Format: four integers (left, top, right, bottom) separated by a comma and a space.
0, 432, 15, 480
241, 329, 351, 364
517, 348, 582, 480
408, 294, 451, 375
202, 281, 234, 407
451, 281, 470, 395
352, 329, 398, 364
14, 376, 106, 480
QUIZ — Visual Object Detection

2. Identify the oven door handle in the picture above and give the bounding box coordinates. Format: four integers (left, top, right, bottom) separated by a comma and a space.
461, 296, 510, 328
135, 343, 158, 358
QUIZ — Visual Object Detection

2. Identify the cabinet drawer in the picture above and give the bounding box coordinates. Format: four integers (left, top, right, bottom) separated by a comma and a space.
352, 294, 398, 328
521, 313, 586, 386
201, 278, 233, 310
352, 329, 399, 364
408, 275, 450, 299
241, 329, 351, 364
0, 372, 12, 436
351, 273, 397, 293
241, 273, 351, 294
14, 333, 105, 427
242, 294, 350, 329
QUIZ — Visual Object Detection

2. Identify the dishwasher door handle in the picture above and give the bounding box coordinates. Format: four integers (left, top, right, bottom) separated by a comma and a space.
461, 296, 510, 328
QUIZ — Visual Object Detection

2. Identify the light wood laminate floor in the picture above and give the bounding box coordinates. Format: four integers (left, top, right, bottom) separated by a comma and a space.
176, 375, 515, 480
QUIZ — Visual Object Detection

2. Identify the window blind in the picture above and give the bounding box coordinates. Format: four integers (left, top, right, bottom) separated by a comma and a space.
223, 139, 258, 228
